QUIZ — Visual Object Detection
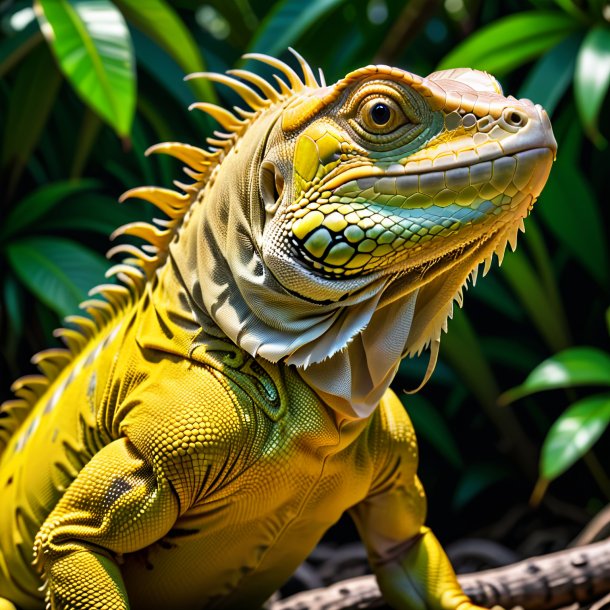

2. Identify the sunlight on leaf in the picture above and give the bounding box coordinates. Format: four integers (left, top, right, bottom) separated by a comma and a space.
575, 26, 610, 147
35, 0, 136, 137
500, 347, 610, 405
541, 393, 610, 480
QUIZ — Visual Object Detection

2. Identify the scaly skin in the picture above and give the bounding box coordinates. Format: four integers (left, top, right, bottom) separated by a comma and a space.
0, 53, 556, 610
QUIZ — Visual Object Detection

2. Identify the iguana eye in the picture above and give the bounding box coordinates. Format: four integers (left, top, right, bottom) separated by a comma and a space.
359, 97, 407, 134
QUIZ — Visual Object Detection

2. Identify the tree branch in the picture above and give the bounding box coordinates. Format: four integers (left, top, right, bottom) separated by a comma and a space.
271, 538, 610, 610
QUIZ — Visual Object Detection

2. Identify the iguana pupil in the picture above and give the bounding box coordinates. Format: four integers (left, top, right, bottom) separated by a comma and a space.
371, 102, 391, 125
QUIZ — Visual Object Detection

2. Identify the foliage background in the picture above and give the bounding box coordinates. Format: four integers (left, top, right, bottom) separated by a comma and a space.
1, 0, 610, 564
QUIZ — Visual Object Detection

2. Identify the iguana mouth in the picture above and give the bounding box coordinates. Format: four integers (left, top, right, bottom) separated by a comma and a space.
288, 147, 554, 278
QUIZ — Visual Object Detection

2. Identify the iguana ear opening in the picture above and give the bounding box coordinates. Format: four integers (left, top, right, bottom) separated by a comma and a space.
260, 160, 284, 215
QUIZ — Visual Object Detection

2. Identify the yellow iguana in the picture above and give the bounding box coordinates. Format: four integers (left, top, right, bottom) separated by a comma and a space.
0, 51, 556, 610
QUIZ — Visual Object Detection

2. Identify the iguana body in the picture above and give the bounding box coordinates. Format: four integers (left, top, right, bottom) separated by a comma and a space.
0, 53, 555, 610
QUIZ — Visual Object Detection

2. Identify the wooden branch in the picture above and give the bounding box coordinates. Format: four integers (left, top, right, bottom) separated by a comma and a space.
271, 538, 610, 610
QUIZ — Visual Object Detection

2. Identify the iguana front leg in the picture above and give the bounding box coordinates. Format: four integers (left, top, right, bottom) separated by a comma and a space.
33, 437, 179, 609
350, 390, 499, 610
352, 486, 493, 610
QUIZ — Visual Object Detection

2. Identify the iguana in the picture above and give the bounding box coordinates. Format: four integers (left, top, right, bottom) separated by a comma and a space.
0, 51, 556, 610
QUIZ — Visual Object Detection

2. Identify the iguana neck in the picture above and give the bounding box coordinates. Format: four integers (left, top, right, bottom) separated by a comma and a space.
152, 105, 420, 419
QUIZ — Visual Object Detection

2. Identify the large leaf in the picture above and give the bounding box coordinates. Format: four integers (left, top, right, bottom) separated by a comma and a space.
541, 393, 610, 480
438, 11, 580, 76
575, 26, 610, 146
248, 0, 347, 57
1, 179, 99, 240
35, 0, 136, 137
113, 0, 216, 103
519, 33, 581, 115
33, 193, 146, 236
5, 236, 110, 318
500, 347, 610, 405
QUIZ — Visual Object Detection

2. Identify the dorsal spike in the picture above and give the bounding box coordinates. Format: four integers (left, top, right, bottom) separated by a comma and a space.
105, 263, 146, 281
272, 74, 292, 96
106, 244, 158, 266
173, 179, 198, 193
233, 106, 256, 119
30, 348, 70, 381
146, 142, 212, 169
288, 48, 319, 88
243, 53, 304, 91
227, 69, 280, 102
186, 72, 269, 111
110, 221, 170, 249
182, 167, 206, 181
11, 375, 49, 396
88, 284, 131, 311
64, 315, 97, 338
52, 328, 88, 354
120, 187, 190, 219
188, 102, 243, 131
318, 67, 327, 87
206, 137, 232, 149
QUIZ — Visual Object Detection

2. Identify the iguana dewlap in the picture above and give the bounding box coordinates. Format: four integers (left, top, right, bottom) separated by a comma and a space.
0, 52, 556, 610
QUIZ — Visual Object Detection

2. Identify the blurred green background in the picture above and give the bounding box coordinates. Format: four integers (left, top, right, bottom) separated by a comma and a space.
1, 0, 609, 555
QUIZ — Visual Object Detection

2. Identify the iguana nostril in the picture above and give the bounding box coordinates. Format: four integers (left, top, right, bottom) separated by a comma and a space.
504, 109, 527, 127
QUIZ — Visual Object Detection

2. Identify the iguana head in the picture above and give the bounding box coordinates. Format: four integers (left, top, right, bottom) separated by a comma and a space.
141, 52, 556, 417
257, 61, 556, 351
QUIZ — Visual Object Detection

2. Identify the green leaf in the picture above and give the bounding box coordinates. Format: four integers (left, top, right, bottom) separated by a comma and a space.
519, 33, 581, 115
541, 393, 610, 480
438, 11, 580, 76
575, 26, 610, 146
401, 394, 463, 469
537, 119, 608, 285
1, 179, 99, 240
35, 0, 136, 137
500, 347, 610, 405
36, 194, 146, 236
113, 0, 216, 103
1, 44, 61, 193
248, 0, 347, 57
5, 236, 110, 318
